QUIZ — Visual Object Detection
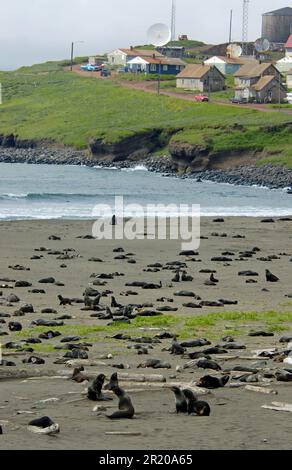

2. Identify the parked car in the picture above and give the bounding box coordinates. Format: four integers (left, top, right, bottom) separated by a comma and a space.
229, 97, 247, 104
194, 94, 209, 102
80, 64, 102, 72
117, 67, 129, 73
100, 69, 111, 77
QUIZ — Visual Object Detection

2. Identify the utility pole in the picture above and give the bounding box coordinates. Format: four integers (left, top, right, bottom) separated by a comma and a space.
229, 10, 233, 43
242, 0, 250, 56
171, 0, 176, 41
70, 41, 84, 71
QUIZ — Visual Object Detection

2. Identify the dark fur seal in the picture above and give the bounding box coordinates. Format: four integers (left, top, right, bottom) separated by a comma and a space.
107, 386, 135, 420
28, 416, 60, 434
171, 340, 185, 355
8, 322, 22, 332
104, 372, 119, 391
197, 375, 229, 389
29, 416, 55, 428
58, 295, 72, 306
171, 386, 188, 413
183, 389, 211, 416
71, 366, 87, 383
266, 270, 279, 283
87, 374, 112, 401
111, 296, 122, 308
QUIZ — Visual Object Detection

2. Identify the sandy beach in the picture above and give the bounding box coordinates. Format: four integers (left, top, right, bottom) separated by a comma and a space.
1, 217, 292, 450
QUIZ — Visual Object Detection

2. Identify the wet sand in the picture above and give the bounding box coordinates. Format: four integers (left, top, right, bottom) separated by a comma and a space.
1, 217, 292, 450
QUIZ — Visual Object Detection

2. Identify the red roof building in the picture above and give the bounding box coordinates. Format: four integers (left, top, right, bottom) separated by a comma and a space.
285, 34, 292, 49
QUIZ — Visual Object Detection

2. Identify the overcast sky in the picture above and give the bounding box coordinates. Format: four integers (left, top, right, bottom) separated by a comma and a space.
0, 0, 288, 69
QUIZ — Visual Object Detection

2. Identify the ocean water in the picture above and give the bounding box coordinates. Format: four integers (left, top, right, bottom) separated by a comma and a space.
0, 163, 292, 220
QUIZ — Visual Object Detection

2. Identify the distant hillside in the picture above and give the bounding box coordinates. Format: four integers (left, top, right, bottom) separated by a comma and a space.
135, 39, 206, 51
1, 62, 292, 167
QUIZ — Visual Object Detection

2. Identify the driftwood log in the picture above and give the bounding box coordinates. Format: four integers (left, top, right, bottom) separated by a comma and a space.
262, 402, 292, 412
245, 385, 278, 395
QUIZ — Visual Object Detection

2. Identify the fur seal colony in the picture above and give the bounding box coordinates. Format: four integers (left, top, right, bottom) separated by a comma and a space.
1, 217, 292, 449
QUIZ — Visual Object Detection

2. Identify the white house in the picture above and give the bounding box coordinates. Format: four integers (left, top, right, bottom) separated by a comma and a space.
107, 48, 163, 67
204, 56, 257, 75
276, 56, 292, 73
127, 56, 186, 75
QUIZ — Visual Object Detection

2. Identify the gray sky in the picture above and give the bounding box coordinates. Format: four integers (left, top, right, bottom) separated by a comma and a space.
0, 0, 288, 70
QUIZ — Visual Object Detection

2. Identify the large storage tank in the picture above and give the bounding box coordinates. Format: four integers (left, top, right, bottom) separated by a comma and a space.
262, 7, 292, 43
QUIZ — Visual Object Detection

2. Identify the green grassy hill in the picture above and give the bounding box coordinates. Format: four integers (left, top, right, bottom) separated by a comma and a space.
0, 64, 292, 165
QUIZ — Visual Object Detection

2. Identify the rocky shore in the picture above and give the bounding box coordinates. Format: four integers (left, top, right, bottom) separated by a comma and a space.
0, 147, 292, 191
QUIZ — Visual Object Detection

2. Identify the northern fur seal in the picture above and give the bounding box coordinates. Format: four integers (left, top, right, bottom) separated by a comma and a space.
107, 386, 135, 420
8, 322, 22, 332
58, 295, 72, 306
87, 374, 112, 401
71, 366, 88, 383
183, 389, 211, 416
104, 372, 119, 391
266, 270, 279, 283
28, 416, 60, 435
197, 375, 229, 389
171, 386, 188, 414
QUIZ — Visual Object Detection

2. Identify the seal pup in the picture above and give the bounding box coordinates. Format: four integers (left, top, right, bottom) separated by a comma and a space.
87, 374, 112, 401
210, 273, 219, 283
58, 295, 72, 306
266, 270, 279, 283
183, 389, 211, 416
170, 340, 185, 355
104, 372, 119, 391
172, 270, 181, 283
181, 272, 194, 282
28, 416, 60, 435
106, 386, 135, 420
71, 366, 89, 383
8, 322, 22, 332
111, 296, 122, 308
197, 375, 229, 389
171, 386, 188, 414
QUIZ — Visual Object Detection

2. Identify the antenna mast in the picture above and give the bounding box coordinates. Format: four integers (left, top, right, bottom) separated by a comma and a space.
171, 0, 176, 41
242, 0, 250, 55
229, 9, 233, 43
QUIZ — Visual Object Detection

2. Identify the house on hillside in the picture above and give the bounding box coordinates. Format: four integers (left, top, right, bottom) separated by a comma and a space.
204, 56, 258, 75
107, 48, 163, 66
285, 35, 292, 57
176, 64, 225, 92
276, 55, 292, 73
127, 56, 186, 75
234, 63, 285, 103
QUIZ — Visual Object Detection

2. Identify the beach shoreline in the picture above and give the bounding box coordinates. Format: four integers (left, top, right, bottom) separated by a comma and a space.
1, 148, 292, 190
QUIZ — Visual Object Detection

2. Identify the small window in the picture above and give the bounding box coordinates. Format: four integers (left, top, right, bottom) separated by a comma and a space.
163, 65, 168, 71
176, 65, 180, 70
150, 64, 157, 71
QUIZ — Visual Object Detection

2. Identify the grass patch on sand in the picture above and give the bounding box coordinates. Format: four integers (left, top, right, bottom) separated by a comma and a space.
15, 311, 292, 347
